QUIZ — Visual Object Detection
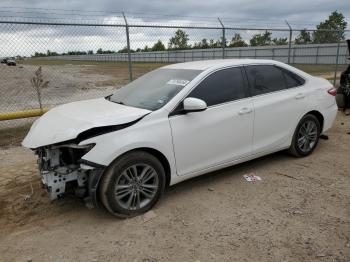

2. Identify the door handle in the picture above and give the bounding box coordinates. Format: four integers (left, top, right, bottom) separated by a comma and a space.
238, 107, 252, 115
295, 93, 305, 99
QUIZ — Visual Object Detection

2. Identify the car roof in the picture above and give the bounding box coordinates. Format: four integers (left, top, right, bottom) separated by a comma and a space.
163, 59, 283, 71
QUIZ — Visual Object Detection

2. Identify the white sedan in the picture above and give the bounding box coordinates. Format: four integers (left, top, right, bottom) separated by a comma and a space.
23, 59, 338, 217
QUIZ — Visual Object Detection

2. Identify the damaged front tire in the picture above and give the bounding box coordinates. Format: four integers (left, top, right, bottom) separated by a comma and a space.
99, 151, 165, 217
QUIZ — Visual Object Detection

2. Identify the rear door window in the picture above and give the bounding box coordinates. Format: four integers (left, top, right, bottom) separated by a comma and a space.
279, 67, 305, 88
245, 65, 287, 96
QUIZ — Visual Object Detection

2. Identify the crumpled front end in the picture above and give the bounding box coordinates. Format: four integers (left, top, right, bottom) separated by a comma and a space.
35, 143, 105, 207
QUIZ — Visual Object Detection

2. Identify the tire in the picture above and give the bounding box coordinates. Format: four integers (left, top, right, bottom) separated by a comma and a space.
99, 151, 166, 217
288, 114, 321, 157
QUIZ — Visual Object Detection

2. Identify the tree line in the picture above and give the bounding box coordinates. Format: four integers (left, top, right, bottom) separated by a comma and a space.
32, 11, 347, 57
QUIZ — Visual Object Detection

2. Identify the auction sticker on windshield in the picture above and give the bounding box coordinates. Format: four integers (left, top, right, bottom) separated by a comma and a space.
166, 79, 190, 86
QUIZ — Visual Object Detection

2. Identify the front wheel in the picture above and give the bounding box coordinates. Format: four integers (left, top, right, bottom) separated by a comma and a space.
289, 114, 321, 157
99, 151, 166, 217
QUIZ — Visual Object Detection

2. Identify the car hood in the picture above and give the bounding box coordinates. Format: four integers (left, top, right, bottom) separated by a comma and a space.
22, 98, 151, 148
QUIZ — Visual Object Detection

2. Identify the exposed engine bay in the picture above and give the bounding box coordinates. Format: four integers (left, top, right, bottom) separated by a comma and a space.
35, 143, 104, 207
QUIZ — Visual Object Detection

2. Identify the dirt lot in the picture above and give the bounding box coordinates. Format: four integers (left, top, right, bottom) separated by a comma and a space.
0, 112, 349, 262
0, 61, 164, 114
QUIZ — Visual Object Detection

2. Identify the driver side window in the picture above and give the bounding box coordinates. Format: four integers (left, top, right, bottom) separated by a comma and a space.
187, 67, 247, 107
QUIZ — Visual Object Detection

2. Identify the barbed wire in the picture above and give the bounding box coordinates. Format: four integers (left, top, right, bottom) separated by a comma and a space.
0, 6, 348, 29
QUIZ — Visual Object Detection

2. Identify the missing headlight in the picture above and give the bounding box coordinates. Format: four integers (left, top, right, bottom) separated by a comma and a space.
34, 143, 96, 201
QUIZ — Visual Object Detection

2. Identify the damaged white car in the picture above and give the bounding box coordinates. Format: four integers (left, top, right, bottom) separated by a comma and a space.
23, 59, 337, 217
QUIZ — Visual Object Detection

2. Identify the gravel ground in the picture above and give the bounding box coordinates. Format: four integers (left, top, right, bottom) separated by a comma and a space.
0, 63, 116, 113
0, 112, 349, 262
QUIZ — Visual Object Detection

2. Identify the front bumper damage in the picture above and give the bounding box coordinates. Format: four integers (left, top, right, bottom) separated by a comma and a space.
36, 145, 105, 208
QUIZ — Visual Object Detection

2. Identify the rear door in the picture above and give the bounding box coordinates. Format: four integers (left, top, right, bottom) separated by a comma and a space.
169, 67, 254, 176
244, 64, 308, 154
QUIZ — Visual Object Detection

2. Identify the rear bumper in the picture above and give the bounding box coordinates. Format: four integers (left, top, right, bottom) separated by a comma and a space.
322, 102, 338, 133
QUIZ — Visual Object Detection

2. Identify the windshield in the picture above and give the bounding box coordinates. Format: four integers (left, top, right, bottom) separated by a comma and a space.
109, 68, 202, 110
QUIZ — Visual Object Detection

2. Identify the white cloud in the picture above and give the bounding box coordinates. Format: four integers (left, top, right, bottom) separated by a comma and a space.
0, 0, 348, 56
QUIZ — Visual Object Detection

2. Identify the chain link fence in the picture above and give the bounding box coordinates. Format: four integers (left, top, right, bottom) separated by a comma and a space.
0, 15, 349, 129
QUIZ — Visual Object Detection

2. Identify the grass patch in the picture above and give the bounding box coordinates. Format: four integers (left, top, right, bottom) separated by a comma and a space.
293, 64, 347, 74
19, 59, 167, 69
293, 64, 347, 80
21, 60, 346, 76
0, 123, 31, 148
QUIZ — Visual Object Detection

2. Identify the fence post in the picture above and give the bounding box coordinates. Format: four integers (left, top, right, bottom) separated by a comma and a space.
218, 18, 225, 59
122, 12, 133, 82
315, 45, 320, 64
285, 20, 293, 64
333, 30, 342, 86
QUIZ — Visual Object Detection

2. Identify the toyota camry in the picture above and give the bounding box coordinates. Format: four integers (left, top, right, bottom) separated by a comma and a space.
22, 59, 338, 217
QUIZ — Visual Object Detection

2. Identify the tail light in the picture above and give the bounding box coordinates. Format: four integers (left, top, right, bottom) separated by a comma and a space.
327, 87, 337, 96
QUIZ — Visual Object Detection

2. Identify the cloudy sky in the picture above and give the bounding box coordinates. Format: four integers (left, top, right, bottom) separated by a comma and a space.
1, 0, 349, 25
0, 0, 349, 56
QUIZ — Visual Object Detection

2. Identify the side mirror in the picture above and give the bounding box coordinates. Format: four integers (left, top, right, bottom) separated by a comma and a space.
183, 97, 207, 113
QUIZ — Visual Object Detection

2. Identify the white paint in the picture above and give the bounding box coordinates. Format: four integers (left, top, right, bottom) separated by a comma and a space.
22, 59, 338, 188
22, 98, 150, 148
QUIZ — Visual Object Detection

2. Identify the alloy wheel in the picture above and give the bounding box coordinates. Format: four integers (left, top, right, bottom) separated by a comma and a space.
297, 120, 318, 153
114, 164, 159, 210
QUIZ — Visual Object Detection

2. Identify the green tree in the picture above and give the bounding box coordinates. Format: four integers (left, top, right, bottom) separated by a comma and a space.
218, 36, 227, 48
250, 31, 272, 46
143, 45, 150, 52
118, 47, 135, 53
34, 52, 46, 57
200, 38, 210, 49
87, 50, 94, 55
168, 29, 190, 50
208, 39, 217, 48
97, 48, 116, 54
118, 47, 128, 53
151, 40, 166, 51
193, 38, 210, 49
272, 37, 288, 45
295, 29, 312, 44
228, 33, 248, 47
46, 50, 58, 56
313, 11, 347, 43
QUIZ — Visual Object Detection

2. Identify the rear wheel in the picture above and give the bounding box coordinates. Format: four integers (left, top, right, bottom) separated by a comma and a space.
289, 114, 321, 157
99, 151, 165, 217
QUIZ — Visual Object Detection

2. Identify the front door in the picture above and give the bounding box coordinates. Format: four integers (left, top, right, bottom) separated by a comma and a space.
169, 67, 254, 176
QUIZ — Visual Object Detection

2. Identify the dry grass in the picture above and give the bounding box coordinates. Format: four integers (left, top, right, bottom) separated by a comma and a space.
293, 64, 347, 80
20, 60, 346, 78
19, 59, 166, 69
